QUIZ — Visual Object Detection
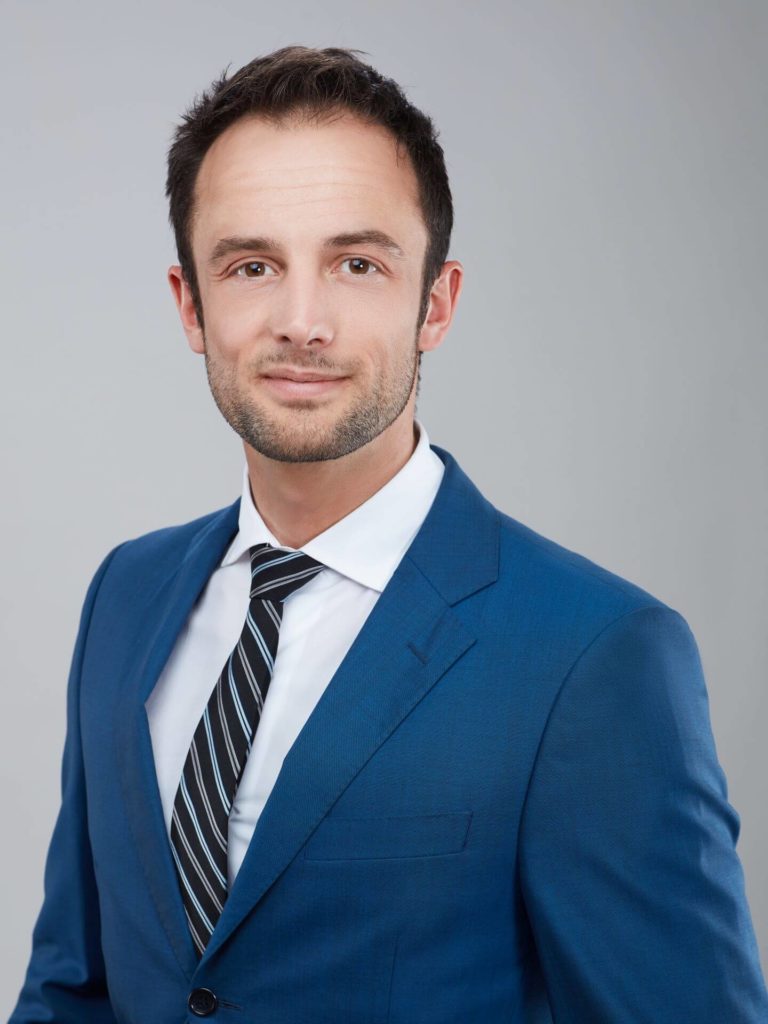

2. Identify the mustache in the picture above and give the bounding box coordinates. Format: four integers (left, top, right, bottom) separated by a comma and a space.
256, 353, 352, 374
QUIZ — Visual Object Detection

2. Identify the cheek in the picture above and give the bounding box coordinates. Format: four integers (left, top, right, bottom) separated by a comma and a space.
346, 288, 416, 336
203, 299, 260, 356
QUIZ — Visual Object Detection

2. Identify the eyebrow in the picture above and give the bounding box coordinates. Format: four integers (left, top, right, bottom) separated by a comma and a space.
207, 230, 406, 269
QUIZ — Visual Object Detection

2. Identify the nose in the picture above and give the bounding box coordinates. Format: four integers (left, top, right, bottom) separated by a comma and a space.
268, 268, 335, 350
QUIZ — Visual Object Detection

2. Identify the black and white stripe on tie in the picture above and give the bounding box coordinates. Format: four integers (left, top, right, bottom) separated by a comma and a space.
169, 542, 324, 957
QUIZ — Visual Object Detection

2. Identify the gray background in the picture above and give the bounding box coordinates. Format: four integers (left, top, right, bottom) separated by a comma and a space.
2, 0, 766, 1008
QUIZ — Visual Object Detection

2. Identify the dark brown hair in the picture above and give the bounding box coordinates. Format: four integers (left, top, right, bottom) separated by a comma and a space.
165, 45, 453, 329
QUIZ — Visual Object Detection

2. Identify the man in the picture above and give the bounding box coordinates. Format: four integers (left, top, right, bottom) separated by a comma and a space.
10, 45, 768, 1023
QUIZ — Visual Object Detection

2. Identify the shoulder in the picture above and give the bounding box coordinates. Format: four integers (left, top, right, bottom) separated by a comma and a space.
95, 497, 240, 593
432, 444, 672, 631
485, 503, 686, 657
118, 502, 236, 560
489, 510, 706, 769
500, 507, 666, 608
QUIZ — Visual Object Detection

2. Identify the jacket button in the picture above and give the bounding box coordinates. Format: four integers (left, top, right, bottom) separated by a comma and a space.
188, 987, 218, 1016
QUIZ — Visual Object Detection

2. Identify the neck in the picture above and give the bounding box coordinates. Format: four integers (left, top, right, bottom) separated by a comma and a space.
244, 414, 419, 550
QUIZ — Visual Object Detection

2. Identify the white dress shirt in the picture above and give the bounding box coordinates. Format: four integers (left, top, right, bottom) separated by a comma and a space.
145, 418, 444, 885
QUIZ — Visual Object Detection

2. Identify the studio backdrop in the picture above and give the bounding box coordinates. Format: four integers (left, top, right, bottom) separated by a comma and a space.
1, 0, 766, 1010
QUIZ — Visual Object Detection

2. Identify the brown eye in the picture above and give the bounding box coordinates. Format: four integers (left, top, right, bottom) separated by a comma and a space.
342, 257, 378, 275
235, 262, 275, 278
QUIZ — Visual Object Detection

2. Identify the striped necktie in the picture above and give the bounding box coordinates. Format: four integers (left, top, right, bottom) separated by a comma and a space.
169, 542, 324, 957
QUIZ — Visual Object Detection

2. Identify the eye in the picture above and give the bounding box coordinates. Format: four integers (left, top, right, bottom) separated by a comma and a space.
233, 261, 276, 278
340, 257, 379, 276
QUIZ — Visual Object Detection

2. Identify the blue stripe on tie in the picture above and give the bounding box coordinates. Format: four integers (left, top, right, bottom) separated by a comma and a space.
185, 912, 206, 957
179, 775, 228, 889
169, 843, 215, 935
215, 673, 240, 777
189, 742, 227, 852
233, 636, 265, 708
227, 655, 253, 741
246, 607, 275, 673
250, 565, 322, 598
203, 706, 231, 814
250, 549, 303, 581
171, 810, 224, 911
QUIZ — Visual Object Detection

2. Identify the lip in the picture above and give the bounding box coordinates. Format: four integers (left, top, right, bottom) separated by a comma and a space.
260, 372, 348, 398
262, 369, 344, 383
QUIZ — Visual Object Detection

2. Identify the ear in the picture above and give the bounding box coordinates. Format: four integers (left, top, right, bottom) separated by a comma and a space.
168, 265, 205, 354
417, 260, 464, 354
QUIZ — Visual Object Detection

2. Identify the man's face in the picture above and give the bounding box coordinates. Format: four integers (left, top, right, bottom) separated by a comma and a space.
178, 112, 433, 463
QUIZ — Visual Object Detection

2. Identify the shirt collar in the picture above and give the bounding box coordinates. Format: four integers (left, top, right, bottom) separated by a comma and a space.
219, 418, 445, 593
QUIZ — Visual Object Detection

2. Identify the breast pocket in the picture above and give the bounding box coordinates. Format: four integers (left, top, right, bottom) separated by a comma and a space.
302, 811, 473, 861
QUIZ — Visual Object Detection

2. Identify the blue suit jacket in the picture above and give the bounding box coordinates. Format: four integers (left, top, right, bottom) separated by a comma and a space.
11, 444, 768, 1023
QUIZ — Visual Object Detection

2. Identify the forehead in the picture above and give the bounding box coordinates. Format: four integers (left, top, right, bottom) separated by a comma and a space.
191, 112, 426, 254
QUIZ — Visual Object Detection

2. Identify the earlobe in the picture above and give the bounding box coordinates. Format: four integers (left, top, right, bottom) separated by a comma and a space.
168, 265, 205, 354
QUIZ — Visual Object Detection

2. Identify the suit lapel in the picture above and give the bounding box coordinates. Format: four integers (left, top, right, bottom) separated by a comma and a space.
116, 444, 500, 973
116, 500, 241, 979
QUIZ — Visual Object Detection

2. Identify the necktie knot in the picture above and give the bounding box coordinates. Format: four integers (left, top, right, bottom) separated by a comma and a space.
248, 543, 324, 603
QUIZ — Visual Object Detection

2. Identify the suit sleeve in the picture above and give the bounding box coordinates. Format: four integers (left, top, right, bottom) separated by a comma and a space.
9, 543, 126, 1024
518, 604, 768, 1023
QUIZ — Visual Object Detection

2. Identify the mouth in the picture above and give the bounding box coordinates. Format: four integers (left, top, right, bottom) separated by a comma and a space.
260, 370, 348, 399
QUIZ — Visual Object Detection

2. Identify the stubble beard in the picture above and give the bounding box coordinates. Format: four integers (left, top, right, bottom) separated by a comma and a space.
202, 330, 421, 464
